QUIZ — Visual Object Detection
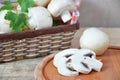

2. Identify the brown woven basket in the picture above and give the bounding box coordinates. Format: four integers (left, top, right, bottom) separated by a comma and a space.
0, 22, 80, 63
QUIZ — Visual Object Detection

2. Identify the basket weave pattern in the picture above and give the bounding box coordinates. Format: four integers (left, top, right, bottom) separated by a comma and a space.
0, 31, 75, 62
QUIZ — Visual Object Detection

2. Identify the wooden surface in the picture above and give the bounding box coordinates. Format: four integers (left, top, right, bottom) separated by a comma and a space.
0, 27, 120, 80
35, 49, 120, 80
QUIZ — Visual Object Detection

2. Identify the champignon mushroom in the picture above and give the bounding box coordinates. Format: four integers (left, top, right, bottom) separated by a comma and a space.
57, 58, 79, 76
47, 0, 76, 23
0, 10, 12, 33
27, 6, 53, 30
80, 28, 109, 55
78, 49, 96, 59
53, 48, 81, 68
69, 53, 92, 74
53, 48, 103, 76
83, 57, 103, 72
34, 0, 51, 7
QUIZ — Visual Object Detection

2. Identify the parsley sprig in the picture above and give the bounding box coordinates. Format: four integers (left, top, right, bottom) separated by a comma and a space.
0, 0, 13, 11
0, 0, 34, 32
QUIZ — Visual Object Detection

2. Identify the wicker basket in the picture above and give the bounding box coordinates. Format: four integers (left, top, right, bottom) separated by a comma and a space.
0, 22, 80, 63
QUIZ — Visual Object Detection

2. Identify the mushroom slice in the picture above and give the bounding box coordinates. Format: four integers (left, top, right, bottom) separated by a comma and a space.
53, 56, 68, 68
70, 53, 92, 74
83, 57, 103, 72
79, 49, 96, 59
57, 59, 79, 76
53, 48, 81, 68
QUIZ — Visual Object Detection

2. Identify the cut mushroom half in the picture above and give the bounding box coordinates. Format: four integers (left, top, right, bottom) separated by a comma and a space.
53, 48, 103, 76
69, 53, 92, 74
83, 57, 103, 72
57, 59, 79, 76
53, 48, 81, 68
79, 49, 96, 59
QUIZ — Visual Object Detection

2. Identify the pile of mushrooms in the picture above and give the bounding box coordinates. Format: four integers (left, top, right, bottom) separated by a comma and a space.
0, 0, 78, 33
53, 48, 103, 76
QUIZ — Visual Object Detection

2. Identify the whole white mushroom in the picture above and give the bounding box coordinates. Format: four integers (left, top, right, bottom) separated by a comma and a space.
47, 0, 76, 23
80, 28, 109, 56
27, 6, 53, 30
34, 0, 51, 7
0, 10, 12, 33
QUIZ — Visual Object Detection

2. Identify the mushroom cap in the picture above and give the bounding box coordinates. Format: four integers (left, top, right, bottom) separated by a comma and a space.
80, 28, 109, 55
0, 10, 11, 33
34, 0, 51, 7
47, 0, 76, 17
28, 6, 53, 30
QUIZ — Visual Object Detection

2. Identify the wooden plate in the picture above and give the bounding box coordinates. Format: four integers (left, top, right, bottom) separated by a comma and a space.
34, 49, 120, 80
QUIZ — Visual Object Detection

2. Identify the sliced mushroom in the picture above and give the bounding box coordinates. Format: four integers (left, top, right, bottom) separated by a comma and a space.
53, 48, 81, 68
83, 57, 103, 72
69, 53, 92, 74
53, 48, 103, 76
57, 58, 78, 76
78, 49, 96, 59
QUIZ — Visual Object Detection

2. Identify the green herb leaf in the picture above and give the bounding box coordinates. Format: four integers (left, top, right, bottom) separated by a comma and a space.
17, 0, 34, 12
53, 20, 60, 26
5, 11, 28, 32
0, 0, 13, 11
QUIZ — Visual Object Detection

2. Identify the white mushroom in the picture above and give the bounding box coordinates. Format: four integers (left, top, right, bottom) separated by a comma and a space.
34, 0, 51, 7
47, 0, 76, 23
53, 48, 81, 76
27, 6, 53, 30
69, 53, 92, 74
80, 28, 109, 55
53, 48, 81, 68
57, 58, 79, 76
83, 57, 103, 72
53, 48, 103, 76
0, 10, 11, 33
78, 49, 96, 59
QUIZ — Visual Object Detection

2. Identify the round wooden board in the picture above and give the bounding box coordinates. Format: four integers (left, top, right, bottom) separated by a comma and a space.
34, 49, 120, 80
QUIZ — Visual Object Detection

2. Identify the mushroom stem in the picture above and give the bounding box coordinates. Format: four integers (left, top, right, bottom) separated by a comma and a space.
60, 10, 72, 23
